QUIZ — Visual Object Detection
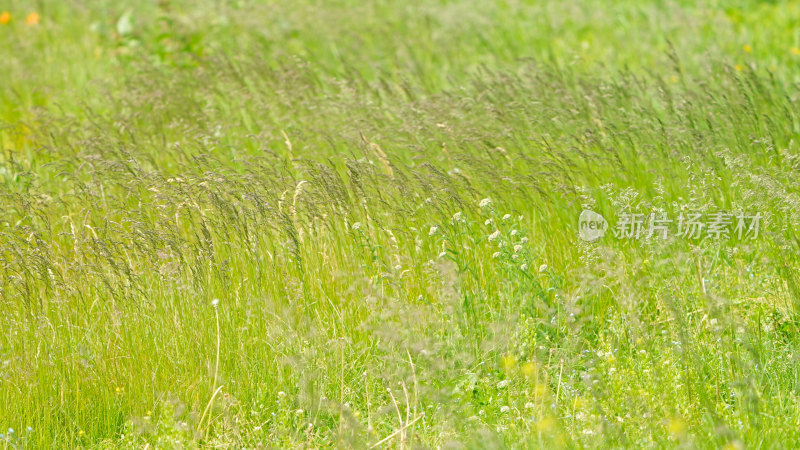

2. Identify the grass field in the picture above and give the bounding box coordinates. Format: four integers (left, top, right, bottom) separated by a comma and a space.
2, 0, 800, 448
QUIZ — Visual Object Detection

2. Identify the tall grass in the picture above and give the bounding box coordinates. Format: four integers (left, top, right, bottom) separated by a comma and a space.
1, 0, 799, 448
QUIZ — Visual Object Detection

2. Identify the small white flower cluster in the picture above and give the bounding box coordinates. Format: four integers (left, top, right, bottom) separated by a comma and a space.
488, 230, 501, 241
429, 226, 438, 236
479, 198, 492, 208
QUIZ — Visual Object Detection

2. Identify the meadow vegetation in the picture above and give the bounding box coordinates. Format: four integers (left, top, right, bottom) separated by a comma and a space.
1, 0, 800, 447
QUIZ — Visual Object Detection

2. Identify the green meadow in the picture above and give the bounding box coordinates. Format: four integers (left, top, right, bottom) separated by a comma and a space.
2, 0, 800, 447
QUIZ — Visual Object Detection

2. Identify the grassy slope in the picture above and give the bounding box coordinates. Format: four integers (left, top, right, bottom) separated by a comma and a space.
1, 0, 800, 447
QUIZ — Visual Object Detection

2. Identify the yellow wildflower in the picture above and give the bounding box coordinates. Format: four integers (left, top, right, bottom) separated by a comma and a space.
25, 12, 39, 26
502, 354, 517, 371
0, 12, 10, 25
522, 361, 537, 378
667, 416, 686, 436
792, 47, 800, 56
743, 44, 752, 53
535, 416, 555, 432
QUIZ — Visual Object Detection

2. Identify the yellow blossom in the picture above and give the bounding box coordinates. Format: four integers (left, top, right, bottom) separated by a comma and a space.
722, 441, 745, 450
792, 47, 800, 56
522, 361, 537, 378
533, 383, 549, 398
0, 12, 10, 25
25, 12, 39, 26
502, 354, 517, 371
743, 44, 752, 53
667, 416, 686, 436
536, 416, 555, 432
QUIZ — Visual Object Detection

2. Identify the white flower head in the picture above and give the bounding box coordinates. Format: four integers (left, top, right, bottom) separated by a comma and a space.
502, 214, 511, 220
452, 211, 464, 223
429, 226, 438, 236
510, 229, 518, 236
484, 218, 493, 226
496, 379, 510, 389
488, 230, 501, 241
352, 222, 361, 230
520, 263, 529, 271
525, 402, 535, 409
539, 264, 548, 273
479, 198, 492, 208
521, 237, 529, 244
438, 251, 447, 259
500, 405, 511, 413
211, 298, 219, 308
492, 251, 501, 258
513, 244, 522, 253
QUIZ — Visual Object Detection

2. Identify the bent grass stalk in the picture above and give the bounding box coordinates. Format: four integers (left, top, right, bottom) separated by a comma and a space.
198, 299, 222, 439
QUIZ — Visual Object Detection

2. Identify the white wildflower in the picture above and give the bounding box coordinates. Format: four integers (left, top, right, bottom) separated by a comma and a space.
539, 264, 548, 273
479, 198, 492, 208
510, 229, 518, 236
513, 244, 522, 253
484, 218, 493, 225
492, 252, 501, 258
352, 222, 361, 230
488, 230, 501, 241
429, 226, 438, 236
520, 263, 528, 271
500, 406, 511, 413
211, 298, 219, 308
452, 211, 464, 223
525, 402, 535, 409
512, 254, 519, 260
496, 379, 510, 389
502, 214, 511, 220
521, 237, 529, 244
